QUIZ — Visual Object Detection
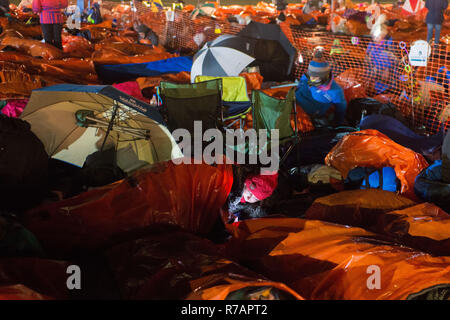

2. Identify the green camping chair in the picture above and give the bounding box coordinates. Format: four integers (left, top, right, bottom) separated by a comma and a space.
194, 76, 252, 130
251, 87, 300, 166
158, 79, 223, 135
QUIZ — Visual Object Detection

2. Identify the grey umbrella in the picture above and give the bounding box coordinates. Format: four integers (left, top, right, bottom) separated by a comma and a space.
190, 34, 256, 82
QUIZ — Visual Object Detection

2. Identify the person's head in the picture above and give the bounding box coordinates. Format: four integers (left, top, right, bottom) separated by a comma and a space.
371, 14, 388, 42
241, 172, 278, 203
306, 46, 331, 87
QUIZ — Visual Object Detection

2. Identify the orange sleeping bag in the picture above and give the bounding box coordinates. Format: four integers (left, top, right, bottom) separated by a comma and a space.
23, 161, 233, 255
224, 217, 450, 300
104, 225, 304, 300
325, 129, 429, 200
306, 190, 450, 256
0, 258, 71, 300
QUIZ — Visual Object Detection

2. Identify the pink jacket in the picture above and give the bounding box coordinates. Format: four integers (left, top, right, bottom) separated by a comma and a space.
32, 0, 68, 24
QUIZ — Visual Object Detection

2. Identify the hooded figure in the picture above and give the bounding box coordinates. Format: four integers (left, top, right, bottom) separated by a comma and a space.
295, 46, 347, 127
133, 20, 159, 46
226, 166, 279, 222
366, 14, 398, 94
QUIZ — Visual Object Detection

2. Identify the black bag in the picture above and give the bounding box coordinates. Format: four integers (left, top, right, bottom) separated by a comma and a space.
345, 98, 408, 128
81, 147, 125, 188
0, 115, 48, 211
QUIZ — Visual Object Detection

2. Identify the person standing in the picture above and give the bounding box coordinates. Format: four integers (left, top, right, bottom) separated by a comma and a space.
425, 0, 449, 45
32, 0, 68, 50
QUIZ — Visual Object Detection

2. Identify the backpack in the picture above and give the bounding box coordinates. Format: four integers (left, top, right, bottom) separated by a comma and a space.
80, 147, 125, 188
345, 98, 408, 128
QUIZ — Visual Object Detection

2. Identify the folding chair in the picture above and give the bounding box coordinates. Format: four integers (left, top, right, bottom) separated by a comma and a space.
158, 79, 223, 135
251, 87, 300, 166
194, 75, 252, 130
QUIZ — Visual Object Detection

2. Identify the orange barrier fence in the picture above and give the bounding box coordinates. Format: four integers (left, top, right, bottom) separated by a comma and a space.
104, 3, 449, 134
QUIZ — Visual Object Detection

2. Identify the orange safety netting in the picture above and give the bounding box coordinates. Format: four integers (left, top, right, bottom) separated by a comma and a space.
325, 129, 429, 200
104, 226, 304, 300
224, 217, 450, 300
23, 160, 233, 255
123, 2, 449, 135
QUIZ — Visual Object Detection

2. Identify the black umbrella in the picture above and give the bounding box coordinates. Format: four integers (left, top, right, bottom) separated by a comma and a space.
238, 21, 297, 82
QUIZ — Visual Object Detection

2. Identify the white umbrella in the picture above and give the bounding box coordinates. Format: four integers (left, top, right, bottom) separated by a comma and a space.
20, 84, 183, 170
190, 34, 255, 83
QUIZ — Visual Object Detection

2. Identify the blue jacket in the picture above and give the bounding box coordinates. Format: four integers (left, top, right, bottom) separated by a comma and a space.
425, 0, 448, 24
295, 74, 347, 125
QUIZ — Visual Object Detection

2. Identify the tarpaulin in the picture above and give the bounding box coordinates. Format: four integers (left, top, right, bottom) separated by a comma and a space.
224, 217, 450, 300
239, 72, 264, 92
360, 114, 443, 155
0, 258, 71, 300
374, 203, 450, 256
0, 17, 42, 38
61, 35, 94, 58
325, 129, 429, 199
0, 99, 28, 118
136, 71, 191, 91
0, 284, 50, 300
112, 81, 149, 103
104, 225, 304, 300
96, 56, 193, 83
0, 36, 64, 60
305, 189, 416, 230
23, 160, 233, 255
92, 47, 178, 65
335, 68, 368, 103
94, 41, 155, 56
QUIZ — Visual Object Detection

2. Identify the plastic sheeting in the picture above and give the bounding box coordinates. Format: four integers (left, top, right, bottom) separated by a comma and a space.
0, 284, 50, 300
0, 258, 70, 300
360, 114, 444, 155
0, 99, 28, 118
62, 35, 94, 58
96, 56, 193, 83
104, 226, 304, 300
325, 129, 429, 199
112, 81, 149, 103
0, 36, 64, 60
374, 203, 450, 256
92, 46, 177, 65
23, 160, 233, 255
224, 217, 450, 300
305, 189, 415, 230
334, 68, 368, 104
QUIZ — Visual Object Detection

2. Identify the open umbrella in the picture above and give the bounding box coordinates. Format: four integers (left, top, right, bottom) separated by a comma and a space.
20, 84, 182, 170
190, 34, 256, 83
238, 21, 297, 82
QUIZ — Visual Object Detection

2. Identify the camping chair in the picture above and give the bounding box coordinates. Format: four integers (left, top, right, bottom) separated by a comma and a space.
194, 76, 252, 130
251, 87, 300, 166
158, 79, 223, 135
